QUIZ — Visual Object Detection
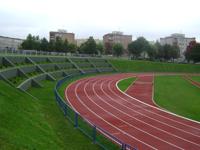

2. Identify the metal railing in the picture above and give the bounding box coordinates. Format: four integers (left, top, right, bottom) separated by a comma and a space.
0, 49, 102, 58
54, 74, 138, 150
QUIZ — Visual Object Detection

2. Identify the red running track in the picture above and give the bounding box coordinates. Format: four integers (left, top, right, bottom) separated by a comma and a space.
125, 75, 156, 106
65, 73, 200, 150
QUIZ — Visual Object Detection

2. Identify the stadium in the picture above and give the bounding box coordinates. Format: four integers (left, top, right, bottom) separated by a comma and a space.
0, 54, 200, 150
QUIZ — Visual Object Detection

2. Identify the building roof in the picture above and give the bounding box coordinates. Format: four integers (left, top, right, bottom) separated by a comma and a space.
0, 35, 24, 41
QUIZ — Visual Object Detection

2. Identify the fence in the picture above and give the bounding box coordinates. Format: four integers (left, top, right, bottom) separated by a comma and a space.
0, 49, 102, 58
54, 74, 138, 150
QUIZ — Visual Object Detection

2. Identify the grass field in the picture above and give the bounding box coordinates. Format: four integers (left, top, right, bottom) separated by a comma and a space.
191, 76, 200, 82
117, 77, 136, 91
0, 80, 101, 150
1, 56, 200, 150
110, 59, 200, 73
154, 76, 200, 121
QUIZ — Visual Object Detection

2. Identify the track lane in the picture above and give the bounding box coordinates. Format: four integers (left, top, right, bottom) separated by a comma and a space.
65, 73, 200, 149
99, 79, 200, 145
66, 78, 155, 149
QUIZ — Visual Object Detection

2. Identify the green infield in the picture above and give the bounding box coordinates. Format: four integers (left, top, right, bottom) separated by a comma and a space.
109, 59, 200, 73
191, 76, 200, 83
154, 76, 200, 122
117, 77, 136, 92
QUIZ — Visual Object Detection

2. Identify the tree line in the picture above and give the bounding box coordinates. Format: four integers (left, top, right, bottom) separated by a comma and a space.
20, 34, 77, 53
20, 34, 200, 62
20, 34, 104, 55
105, 37, 180, 61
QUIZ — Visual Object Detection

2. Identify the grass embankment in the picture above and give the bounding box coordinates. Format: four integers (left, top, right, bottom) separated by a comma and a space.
109, 59, 200, 73
117, 77, 136, 92
0, 80, 101, 150
154, 76, 200, 121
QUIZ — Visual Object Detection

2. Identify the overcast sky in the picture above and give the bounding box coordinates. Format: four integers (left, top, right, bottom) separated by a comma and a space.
0, 0, 200, 41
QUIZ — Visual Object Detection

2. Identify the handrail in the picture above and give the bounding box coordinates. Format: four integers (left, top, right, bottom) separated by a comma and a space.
54, 73, 138, 150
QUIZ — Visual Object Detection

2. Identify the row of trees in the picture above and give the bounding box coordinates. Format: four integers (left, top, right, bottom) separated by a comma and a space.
185, 41, 200, 63
78, 37, 104, 55
20, 34, 77, 53
21, 34, 200, 62
128, 37, 180, 61
20, 34, 105, 55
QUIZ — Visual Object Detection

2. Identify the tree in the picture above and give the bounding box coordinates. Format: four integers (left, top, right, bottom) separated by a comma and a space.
147, 44, 157, 60
112, 43, 123, 57
185, 41, 196, 62
128, 37, 150, 58
40, 38, 49, 51
54, 37, 64, 52
68, 43, 77, 53
96, 43, 104, 55
63, 39, 69, 52
185, 42, 200, 63
21, 34, 40, 50
79, 37, 97, 54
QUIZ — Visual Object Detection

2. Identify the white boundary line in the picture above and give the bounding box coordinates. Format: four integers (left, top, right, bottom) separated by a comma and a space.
75, 79, 157, 150
96, 79, 200, 147
115, 75, 200, 128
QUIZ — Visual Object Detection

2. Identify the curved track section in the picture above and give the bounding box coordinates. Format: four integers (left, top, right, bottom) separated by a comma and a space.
65, 73, 200, 150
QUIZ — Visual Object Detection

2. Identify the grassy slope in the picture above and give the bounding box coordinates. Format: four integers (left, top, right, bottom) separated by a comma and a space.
0, 80, 100, 150
117, 77, 136, 91
109, 59, 200, 73
28, 80, 101, 150
154, 76, 200, 121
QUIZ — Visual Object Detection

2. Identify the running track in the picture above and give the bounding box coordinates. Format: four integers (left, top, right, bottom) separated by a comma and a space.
65, 73, 200, 150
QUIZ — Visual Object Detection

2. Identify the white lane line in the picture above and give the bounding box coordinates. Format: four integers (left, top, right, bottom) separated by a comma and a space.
116, 75, 200, 138
114, 77, 200, 130
75, 79, 157, 150
83, 78, 183, 149
98, 79, 200, 147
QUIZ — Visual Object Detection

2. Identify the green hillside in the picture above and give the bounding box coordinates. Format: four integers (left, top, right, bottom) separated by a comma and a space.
109, 59, 200, 73
0, 80, 100, 150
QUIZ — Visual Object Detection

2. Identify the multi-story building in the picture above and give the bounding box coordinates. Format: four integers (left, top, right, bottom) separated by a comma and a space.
160, 33, 195, 58
49, 29, 76, 44
103, 31, 132, 54
0, 36, 24, 50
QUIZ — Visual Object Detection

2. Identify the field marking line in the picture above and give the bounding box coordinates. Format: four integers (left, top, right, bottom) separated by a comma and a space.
115, 76, 200, 128
74, 79, 157, 150
82, 78, 185, 149
98, 79, 200, 146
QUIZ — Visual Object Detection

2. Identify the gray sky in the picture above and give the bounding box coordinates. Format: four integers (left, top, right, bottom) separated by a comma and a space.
0, 0, 200, 41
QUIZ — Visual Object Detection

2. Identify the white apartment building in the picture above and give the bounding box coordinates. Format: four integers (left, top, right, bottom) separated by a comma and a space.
0, 36, 24, 50
160, 33, 195, 58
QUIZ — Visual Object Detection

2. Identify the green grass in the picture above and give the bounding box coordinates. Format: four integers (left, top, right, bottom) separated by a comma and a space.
191, 76, 200, 82
109, 59, 200, 73
0, 80, 101, 150
154, 76, 200, 121
117, 77, 136, 91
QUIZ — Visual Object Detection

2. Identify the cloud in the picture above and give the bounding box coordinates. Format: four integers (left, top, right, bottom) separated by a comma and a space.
0, 0, 199, 41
